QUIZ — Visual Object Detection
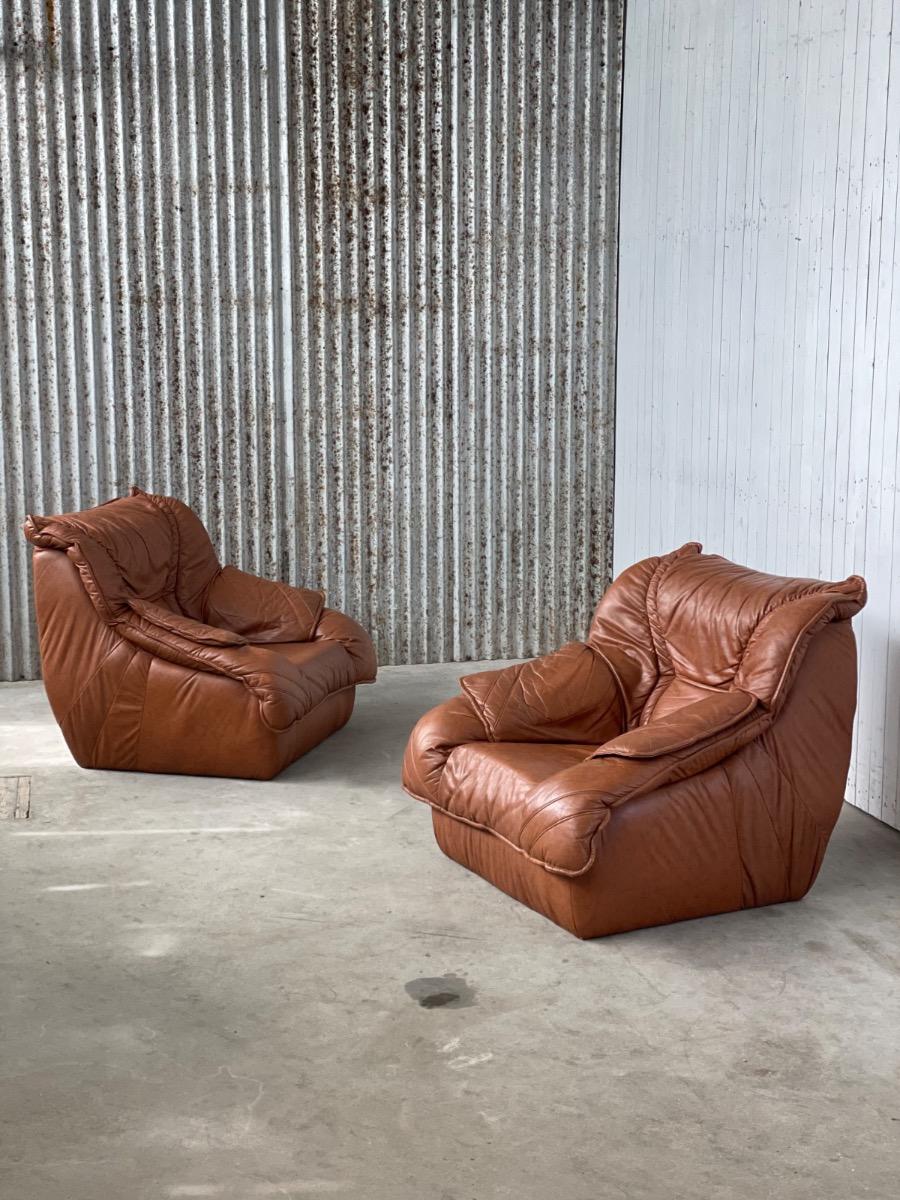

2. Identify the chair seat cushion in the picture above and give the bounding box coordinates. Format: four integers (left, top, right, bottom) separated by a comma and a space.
438, 742, 596, 849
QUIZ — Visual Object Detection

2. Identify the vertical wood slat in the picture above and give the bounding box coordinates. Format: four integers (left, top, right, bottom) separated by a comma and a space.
616, 0, 900, 830
0, 0, 622, 678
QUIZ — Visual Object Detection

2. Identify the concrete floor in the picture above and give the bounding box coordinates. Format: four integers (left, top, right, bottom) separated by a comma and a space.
1, 664, 899, 1200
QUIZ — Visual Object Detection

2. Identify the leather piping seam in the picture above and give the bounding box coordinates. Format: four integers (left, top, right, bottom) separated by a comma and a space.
568, 883, 581, 939
739, 754, 793, 894
723, 764, 754, 908
87, 647, 140, 763
644, 545, 698, 677
142, 490, 181, 599
459, 692, 493, 741
58, 639, 130, 724
755, 738, 828, 837
763, 604, 839, 710
133, 654, 151, 770
460, 664, 520, 742
485, 663, 526, 739
587, 645, 631, 721
279, 580, 324, 637
593, 692, 756, 758
404, 785, 599, 878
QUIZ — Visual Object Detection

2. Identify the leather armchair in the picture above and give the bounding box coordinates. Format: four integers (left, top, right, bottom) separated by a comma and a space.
24, 487, 376, 779
403, 543, 867, 938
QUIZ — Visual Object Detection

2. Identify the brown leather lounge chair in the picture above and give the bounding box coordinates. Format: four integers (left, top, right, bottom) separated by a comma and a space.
24, 487, 376, 779
403, 543, 867, 939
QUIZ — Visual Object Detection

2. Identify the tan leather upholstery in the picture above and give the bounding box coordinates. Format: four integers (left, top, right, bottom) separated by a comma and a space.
24, 488, 376, 779
403, 544, 867, 938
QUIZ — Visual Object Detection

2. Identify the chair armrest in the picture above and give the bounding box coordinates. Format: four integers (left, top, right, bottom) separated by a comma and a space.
312, 608, 377, 683
119, 605, 337, 732
458, 642, 626, 744
592, 689, 755, 758
402, 696, 488, 804
518, 690, 763, 875
127, 598, 247, 646
402, 642, 625, 807
203, 565, 325, 643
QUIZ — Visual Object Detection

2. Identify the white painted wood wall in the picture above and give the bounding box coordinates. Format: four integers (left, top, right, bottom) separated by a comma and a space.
615, 0, 900, 828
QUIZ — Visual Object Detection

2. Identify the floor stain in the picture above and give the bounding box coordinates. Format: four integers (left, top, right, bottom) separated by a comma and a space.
404, 974, 476, 1009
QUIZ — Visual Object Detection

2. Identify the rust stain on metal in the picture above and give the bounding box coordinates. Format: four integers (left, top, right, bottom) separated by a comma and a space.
0, 0, 623, 680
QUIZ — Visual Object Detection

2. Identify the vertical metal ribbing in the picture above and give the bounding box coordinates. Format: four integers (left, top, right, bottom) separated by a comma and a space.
426, 0, 446, 662
573, 0, 594, 635
338, 0, 362, 624
199, 0, 225, 550
476, 0, 493, 661
306, 0, 329, 594
375, 0, 396, 660
105, 0, 133, 494
358, 0, 378, 641
492, 0, 510, 656
459, 0, 476, 661
409, 0, 427, 662
9, 0, 41, 678
270, 0, 293, 582
523, 0, 543, 658
234, 0, 259, 571
254, 1, 277, 579
590, 0, 621, 601
44, 0, 79, 511
27, 0, 62, 510
555, 0, 576, 648
162, 0, 188, 503
322, 0, 345, 605
392, 0, 411, 663
223, 0, 243, 566
0, 0, 22, 679
180, 0, 209, 520
0, 0, 622, 679
124, 0, 151, 484
143, 0, 169, 491
68, 0, 98, 505
542, 0, 561, 654
445, 0, 461, 661
82, 0, 115, 495
507, 0, 527, 659
287, 1, 313, 587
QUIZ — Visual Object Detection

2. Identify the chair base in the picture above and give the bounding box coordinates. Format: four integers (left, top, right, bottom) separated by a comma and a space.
74, 688, 357, 781
431, 810, 804, 940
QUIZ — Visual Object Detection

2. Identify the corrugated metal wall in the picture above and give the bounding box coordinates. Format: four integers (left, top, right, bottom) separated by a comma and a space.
616, 0, 900, 829
0, 0, 623, 679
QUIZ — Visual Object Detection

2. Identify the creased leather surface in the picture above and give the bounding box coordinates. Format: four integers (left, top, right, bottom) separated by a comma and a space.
460, 642, 625, 743
403, 546, 865, 936
25, 488, 376, 778
204, 565, 324, 644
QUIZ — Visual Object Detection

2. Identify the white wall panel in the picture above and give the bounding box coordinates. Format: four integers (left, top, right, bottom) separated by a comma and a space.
0, 0, 623, 678
616, 0, 900, 827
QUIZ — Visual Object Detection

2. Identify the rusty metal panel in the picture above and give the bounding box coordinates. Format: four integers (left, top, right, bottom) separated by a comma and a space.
0, 0, 623, 679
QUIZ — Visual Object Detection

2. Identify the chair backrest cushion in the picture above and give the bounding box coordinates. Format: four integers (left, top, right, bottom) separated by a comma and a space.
589, 543, 865, 724
24, 487, 220, 622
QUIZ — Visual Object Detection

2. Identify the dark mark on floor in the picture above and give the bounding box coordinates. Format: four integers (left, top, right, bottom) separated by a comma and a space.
404, 974, 476, 1009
